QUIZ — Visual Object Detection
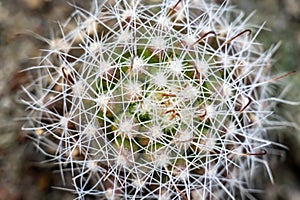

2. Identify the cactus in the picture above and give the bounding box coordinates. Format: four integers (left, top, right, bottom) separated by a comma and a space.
21, 0, 296, 199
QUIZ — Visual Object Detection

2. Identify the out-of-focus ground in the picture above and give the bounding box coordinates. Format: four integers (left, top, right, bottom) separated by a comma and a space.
0, 0, 299, 199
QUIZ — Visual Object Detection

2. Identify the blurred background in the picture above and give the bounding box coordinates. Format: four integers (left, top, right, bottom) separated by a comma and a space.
0, 0, 299, 199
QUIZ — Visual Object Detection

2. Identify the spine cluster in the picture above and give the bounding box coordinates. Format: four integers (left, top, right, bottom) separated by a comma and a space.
22, 0, 289, 199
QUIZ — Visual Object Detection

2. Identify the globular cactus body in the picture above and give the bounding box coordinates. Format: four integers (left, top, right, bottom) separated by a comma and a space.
22, 0, 288, 199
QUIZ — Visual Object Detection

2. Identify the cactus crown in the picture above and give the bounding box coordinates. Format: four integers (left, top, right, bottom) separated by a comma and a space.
22, 0, 289, 199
